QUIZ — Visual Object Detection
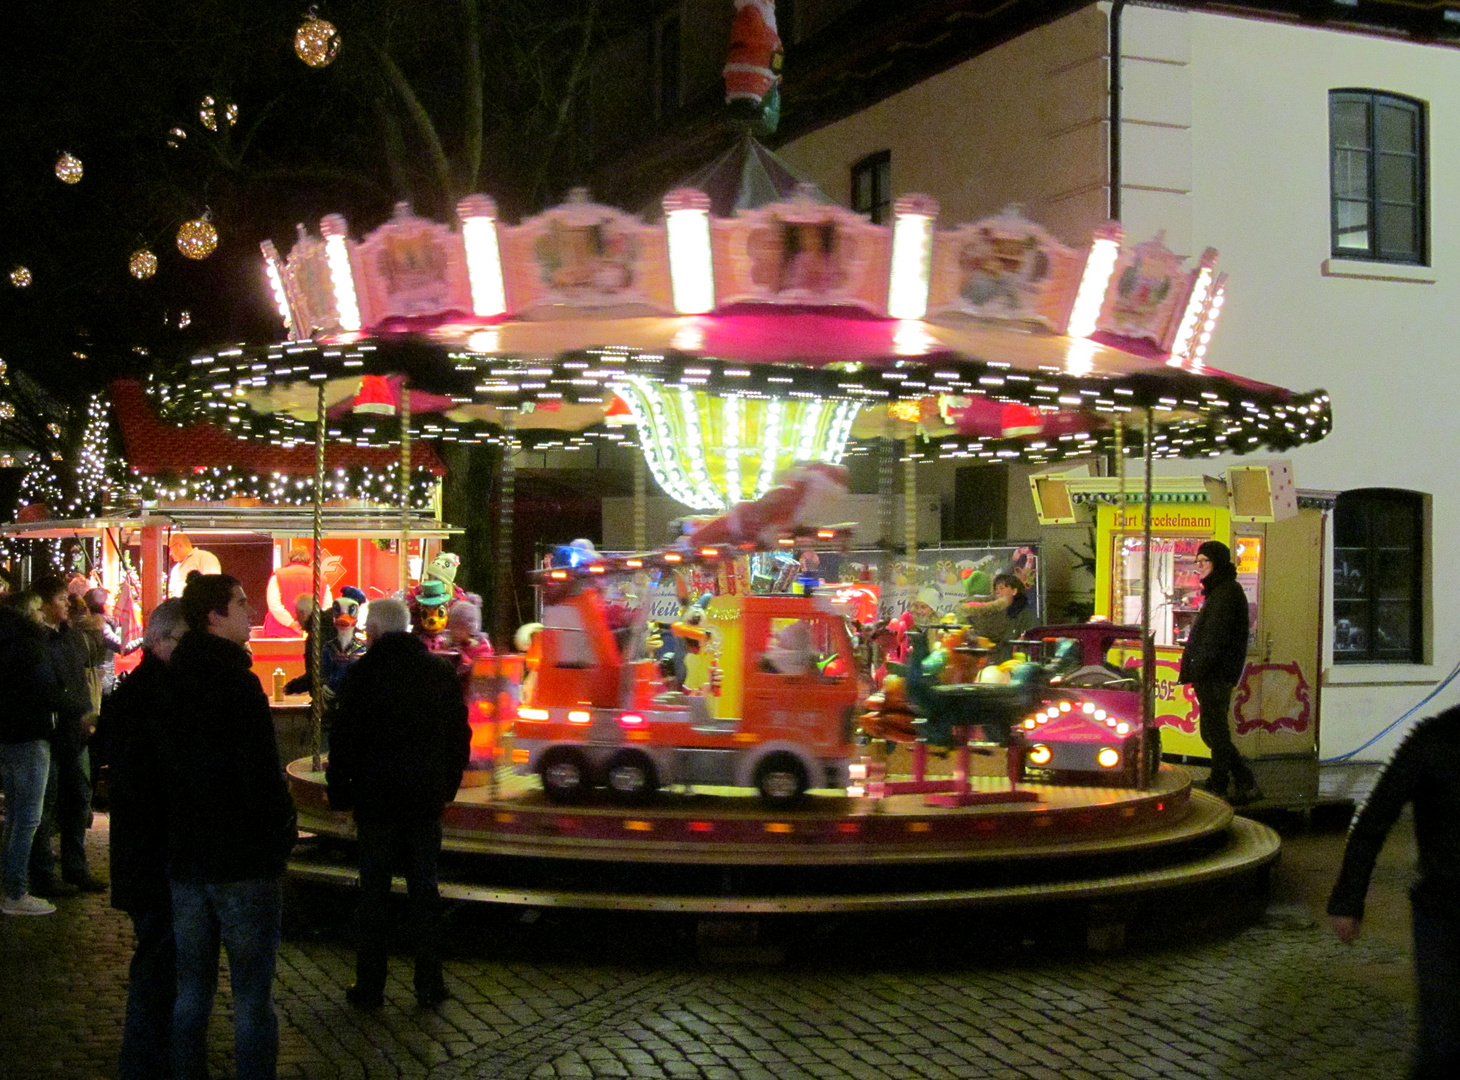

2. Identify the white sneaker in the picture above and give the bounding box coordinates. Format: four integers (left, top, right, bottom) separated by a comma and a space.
1, 893, 57, 915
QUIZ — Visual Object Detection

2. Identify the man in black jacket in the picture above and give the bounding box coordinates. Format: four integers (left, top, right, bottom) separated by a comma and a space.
1329, 708, 1460, 1079
93, 598, 187, 1080
29, 574, 105, 895
327, 597, 469, 1009
1177, 540, 1261, 804
163, 575, 296, 1080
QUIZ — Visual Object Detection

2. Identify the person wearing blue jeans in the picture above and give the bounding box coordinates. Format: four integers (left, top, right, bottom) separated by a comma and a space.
160, 576, 296, 1080
0, 739, 53, 913
170, 879, 282, 1080
0, 592, 66, 916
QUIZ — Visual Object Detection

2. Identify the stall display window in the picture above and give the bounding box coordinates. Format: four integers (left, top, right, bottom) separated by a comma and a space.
1115, 535, 1224, 647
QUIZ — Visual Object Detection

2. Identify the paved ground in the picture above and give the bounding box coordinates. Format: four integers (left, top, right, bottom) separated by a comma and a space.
0, 801, 1419, 1080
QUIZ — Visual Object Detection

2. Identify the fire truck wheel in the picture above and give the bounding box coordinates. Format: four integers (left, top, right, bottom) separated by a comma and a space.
605, 750, 659, 804
754, 752, 808, 806
539, 747, 592, 803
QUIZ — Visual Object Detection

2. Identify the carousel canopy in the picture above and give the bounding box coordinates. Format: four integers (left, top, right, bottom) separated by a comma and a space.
164, 186, 1331, 509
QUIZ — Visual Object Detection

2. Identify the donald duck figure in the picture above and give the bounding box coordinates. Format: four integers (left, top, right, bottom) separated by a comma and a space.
322, 586, 369, 692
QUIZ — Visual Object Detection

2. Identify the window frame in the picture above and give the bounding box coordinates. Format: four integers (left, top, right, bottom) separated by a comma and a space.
850, 149, 892, 225
1331, 488, 1425, 665
1328, 89, 1428, 266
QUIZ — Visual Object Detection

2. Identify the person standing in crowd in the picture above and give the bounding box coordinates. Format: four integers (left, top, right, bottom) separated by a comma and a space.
0, 591, 64, 915
1177, 540, 1262, 805
93, 599, 187, 1080
84, 586, 139, 697
29, 574, 106, 895
1329, 706, 1460, 1079
327, 598, 469, 1010
165, 534, 221, 599
163, 575, 296, 1080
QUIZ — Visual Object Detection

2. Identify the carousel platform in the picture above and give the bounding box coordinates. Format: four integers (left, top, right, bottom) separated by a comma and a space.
285, 759, 1280, 915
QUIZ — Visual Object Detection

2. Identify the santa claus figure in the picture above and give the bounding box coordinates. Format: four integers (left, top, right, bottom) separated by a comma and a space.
687, 462, 849, 549
724, 0, 782, 124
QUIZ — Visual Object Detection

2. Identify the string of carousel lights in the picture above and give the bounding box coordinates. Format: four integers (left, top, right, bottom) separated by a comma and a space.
158, 340, 1331, 462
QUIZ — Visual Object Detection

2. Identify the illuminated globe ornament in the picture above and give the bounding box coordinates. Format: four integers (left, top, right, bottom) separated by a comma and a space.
129, 249, 159, 279
176, 217, 218, 260
294, 15, 341, 68
10, 266, 32, 288
55, 152, 83, 184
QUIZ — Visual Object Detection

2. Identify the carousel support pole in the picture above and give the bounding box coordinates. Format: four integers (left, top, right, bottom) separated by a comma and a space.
496, 412, 517, 651
1114, 415, 1127, 627
903, 436, 918, 561
399, 378, 412, 594
632, 450, 647, 551
878, 419, 896, 591
310, 381, 327, 772
1139, 407, 1156, 789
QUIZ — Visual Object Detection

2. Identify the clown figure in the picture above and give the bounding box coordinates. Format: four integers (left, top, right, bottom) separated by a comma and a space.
321, 586, 368, 692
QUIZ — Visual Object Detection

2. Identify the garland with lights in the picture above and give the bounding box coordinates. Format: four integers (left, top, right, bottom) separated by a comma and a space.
160, 339, 1332, 464
127, 464, 436, 508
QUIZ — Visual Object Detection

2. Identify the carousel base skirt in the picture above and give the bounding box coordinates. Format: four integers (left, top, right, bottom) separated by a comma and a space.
285, 760, 1279, 914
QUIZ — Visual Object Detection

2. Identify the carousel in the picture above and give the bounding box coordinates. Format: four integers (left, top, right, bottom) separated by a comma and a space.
144, 139, 1331, 912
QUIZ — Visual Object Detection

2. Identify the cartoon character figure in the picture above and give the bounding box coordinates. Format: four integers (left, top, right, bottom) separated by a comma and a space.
321, 586, 368, 692
413, 578, 453, 652
445, 598, 494, 681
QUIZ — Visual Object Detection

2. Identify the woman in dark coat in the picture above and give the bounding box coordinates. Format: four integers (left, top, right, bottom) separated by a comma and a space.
1177, 540, 1261, 804
93, 599, 187, 1080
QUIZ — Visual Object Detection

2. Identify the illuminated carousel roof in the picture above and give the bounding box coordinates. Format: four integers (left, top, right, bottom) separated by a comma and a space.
166, 189, 1330, 472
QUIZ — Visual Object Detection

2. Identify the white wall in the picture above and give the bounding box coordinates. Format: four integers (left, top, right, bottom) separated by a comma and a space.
777, 2, 1460, 759
1128, 6, 1460, 759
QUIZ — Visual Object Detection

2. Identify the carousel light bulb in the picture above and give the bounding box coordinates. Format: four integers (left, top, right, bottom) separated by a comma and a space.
1067, 227, 1121, 339
664, 189, 714, 315
176, 217, 218, 259
55, 152, 83, 184
888, 195, 938, 320
294, 15, 341, 68
457, 195, 506, 317
10, 266, 32, 288
320, 214, 362, 331
129, 249, 158, 280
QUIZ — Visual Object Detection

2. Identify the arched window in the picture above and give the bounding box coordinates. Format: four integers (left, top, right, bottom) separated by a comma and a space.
1329, 90, 1427, 264
1332, 488, 1425, 663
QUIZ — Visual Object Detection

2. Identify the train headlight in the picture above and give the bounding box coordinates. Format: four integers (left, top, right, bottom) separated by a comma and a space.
1097, 747, 1121, 768
1028, 744, 1053, 765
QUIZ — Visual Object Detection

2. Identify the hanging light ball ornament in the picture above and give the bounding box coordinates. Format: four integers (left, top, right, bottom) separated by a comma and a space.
167, 127, 187, 149
294, 15, 341, 68
199, 96, 217, 132
129, 249, 159, 279
176, 217, 218, 260
55, 152, 83, 184
10, 266, 33, 288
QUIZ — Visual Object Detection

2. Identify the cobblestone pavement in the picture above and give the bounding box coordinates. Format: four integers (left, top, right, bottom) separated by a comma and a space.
0, 810, 1418, 1080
